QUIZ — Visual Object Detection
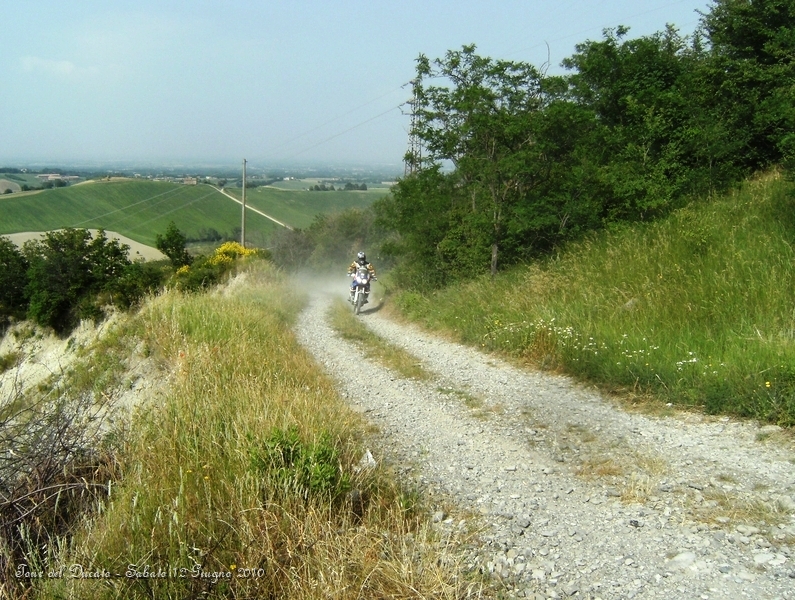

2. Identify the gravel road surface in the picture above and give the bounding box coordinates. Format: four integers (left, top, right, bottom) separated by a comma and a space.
295, 288, 795, 600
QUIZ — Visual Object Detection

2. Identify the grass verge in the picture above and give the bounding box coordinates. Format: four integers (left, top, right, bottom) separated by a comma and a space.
328, 298, 433, 381
391, 173, 795, 425
33, 264, 469, 599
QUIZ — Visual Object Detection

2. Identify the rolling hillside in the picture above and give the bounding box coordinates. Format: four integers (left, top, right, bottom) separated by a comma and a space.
0, 179, 381, 247
222, 183, 387, 229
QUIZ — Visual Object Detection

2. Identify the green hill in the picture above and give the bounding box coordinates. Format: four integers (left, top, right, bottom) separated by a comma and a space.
0, 179, 389, 247
223, 183, 387, 229
0, 180, 279, 247
392, 173, 795, 424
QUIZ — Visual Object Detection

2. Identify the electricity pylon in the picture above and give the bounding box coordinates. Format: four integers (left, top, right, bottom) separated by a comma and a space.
402, 80, 422, 177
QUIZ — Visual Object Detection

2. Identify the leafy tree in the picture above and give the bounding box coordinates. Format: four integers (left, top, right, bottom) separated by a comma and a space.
155, 221, 193, 267
0, 237, 29, 324
23, 229, 132, 332
561, 25, 732, 216
412, 45, 545, 274
698, 0, 795, 171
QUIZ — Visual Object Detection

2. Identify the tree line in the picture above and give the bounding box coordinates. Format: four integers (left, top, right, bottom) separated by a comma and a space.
368, 0, 794, 288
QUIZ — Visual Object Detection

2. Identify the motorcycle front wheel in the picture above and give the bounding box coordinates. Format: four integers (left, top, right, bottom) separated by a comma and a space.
354, 292, 364, 315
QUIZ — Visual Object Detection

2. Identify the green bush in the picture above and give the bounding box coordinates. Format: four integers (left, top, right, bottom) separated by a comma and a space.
155, 221, 192, 268
0, 236, 29, 326
24, 229, 127, 332
21, 229, 164, 333
391, 174, 795, 424
249, 426, 350, 503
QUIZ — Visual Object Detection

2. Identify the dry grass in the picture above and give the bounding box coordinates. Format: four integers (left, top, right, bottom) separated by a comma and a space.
29, 264, 472, 600
699, 488, 793, 527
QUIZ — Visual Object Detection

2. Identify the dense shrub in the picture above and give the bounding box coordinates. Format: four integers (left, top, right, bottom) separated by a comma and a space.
0, 236, 29, 326
172, 241, 265, 291
23, 229, 132, 332
15, 229, 165, 333
155, 221, 193, 268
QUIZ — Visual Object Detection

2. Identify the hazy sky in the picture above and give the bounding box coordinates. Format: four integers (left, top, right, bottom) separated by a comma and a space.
1, 0, 711, 170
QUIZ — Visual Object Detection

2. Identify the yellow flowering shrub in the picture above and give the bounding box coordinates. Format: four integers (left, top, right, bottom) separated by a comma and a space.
214, 241, 257, 259
175, 265, 191, 275
207, 253, 234, 267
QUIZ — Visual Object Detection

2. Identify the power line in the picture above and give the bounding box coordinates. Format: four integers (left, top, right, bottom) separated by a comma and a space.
70, 185, 186, 228
129, 188, 221, 230
262, 84, 408, 159
283, 104, 403, 160
502, 0, 702, 60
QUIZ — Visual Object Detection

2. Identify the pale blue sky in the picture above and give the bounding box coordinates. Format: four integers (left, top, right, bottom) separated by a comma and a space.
1, 0, 710, 170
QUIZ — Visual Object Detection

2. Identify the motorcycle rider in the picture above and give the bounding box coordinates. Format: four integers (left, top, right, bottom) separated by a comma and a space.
348, 251, 376, 302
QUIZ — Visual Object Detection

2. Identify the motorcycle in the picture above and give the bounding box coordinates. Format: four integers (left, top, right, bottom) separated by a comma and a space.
349, 267, 375, 315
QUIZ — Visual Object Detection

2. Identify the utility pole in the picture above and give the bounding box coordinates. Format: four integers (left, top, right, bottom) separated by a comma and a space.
241, 158, 246, 247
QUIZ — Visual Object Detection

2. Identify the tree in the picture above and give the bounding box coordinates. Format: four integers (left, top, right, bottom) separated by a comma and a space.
0, 236, 29, 324
412, 45, 545, 275
698, 0, 795, 171
23, 229, 131, 332
155, 222, 193, 267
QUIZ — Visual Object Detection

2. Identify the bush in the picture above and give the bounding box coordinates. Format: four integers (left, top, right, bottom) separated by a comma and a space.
155, 221, 192, 268
24, 229, 120, 332
21, 229, 159, 333
0, 237, 29, 326
249, 427, 350, 502
172, 242, 267, 291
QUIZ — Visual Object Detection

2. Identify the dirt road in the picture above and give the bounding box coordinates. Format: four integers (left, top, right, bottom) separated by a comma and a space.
295, 287, 795, 599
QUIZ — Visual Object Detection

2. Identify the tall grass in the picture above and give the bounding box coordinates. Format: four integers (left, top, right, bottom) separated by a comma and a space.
393, 173, 795, 424
38, 264, 469, 599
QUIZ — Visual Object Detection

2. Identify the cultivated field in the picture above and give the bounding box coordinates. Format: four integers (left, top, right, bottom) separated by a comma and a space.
0, 180, 281, 247
224, 181, 388, 229
0, 179, 390, 247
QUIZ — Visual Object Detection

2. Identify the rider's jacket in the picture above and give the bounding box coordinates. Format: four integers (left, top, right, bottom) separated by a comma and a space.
348, 260, 376, 277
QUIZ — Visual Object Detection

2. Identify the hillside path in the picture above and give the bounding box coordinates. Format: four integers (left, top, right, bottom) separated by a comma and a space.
294, 288, 795, 600
213, 186, 293, 229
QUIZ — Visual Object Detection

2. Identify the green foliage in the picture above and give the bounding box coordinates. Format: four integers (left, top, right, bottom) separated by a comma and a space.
23, 229, 131, 332
699, 0, 795, 171
0, 236, 29, 324
155, 221, 192, 267
14, 229, 165, 333
171, 255, 223, 290
412, 45, 546, 274
384, 1, 794, 286
250, 426, 350, 502
270, 207, 383, 272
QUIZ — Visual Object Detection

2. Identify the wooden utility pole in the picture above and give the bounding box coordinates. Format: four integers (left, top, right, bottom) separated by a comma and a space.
241, 158, 247, 247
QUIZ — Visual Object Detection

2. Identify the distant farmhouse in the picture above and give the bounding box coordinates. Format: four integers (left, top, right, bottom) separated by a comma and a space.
36, 174, 80, 182
183, 177, 198, 185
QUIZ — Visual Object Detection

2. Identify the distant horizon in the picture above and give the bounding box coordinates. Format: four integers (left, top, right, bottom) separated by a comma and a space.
1, 159, 405, 177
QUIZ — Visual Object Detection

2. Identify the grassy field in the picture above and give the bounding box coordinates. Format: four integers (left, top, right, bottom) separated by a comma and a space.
0, 179, 389, 248
224, 183, 388, 229
0, 172, 44, 188
0, 180, 281, 247
32, 262, 466, 599
390, 172, 795, 425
